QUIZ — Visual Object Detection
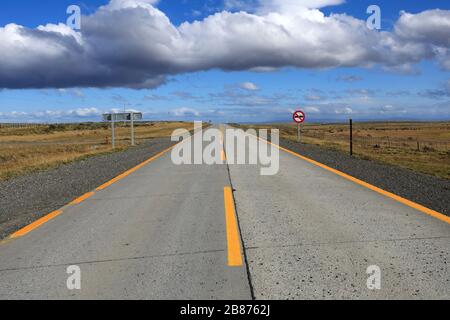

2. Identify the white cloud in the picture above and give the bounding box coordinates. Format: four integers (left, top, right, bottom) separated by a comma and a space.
337, 75, 363, 82
304, 106, 320, 113
334, 107, 353, 114
395, 10, 450, 48
0, 2, 449, 89
257, 0, 345, 13
394, 9, 450, 71
382, 63, 421, 75
172, 107, 200, 117
239, 82, 259, 91
70, 107, 100, 117
380, 105, 394, 113
57, 88, 84, 98
304, 95, 323, 101
0, 108, 101, 120
106, 0, 160, 11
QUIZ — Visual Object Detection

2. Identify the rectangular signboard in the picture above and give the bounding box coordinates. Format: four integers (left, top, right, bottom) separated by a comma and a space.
103, 113, 143, 122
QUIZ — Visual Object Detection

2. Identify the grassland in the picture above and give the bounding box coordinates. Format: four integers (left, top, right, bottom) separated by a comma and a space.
0, 122, 194, 181
235, 122, 450, 179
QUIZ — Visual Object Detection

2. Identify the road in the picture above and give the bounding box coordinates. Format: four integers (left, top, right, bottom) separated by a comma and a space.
0, 126, 449, 299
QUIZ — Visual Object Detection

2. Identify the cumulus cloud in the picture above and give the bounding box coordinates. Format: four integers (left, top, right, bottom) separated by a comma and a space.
172, 107, 200, 117
394, 9, 450, 71
0, 1, 449, 89
304, 94, 323, 101
239, 82, 259, 91
395, 10, 450, 48
304, 106, 320, 113
0, 108, 101, 120
70, 107, 100, 117
257, 0, 345, 13
57, 88, 85, 98
335, 107, 353, 114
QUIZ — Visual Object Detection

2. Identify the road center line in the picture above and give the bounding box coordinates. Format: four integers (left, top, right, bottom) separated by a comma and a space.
223, 186, 243, 267
221, 150, 226, 162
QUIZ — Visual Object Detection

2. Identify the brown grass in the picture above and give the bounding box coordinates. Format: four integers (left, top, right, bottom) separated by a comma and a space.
0, 122, 195, 181
234, 122, 450, 180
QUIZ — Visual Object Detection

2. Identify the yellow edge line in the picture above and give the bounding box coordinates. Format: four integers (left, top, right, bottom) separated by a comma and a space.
6, 144, 177, 240
224, 186, 243, 267
96, 145, 175, 191
10, 210, 63, 239
69, 191, 95, 205
260, 136, 450, 225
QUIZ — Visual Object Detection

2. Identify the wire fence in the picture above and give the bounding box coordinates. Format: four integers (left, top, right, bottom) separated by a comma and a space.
0, 123, 48, 128
0, 121, 159, 129
302, 131, 450, 153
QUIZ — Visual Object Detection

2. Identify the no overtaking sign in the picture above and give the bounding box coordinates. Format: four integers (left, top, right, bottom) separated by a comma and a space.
293, 110, 305, 124
293, 110, 306, 142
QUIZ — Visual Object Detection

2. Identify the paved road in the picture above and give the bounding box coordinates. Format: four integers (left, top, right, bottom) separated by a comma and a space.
0, 126, 449, 299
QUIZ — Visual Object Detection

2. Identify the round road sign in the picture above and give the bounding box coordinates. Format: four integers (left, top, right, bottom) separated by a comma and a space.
293, 110, 306, 124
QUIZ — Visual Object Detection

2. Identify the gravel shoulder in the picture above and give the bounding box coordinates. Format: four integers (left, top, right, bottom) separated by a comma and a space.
0, 138, 175, 239
279, 138, 450, 217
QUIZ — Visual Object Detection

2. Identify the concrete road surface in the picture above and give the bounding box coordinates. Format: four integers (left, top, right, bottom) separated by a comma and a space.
0, 126, 449, 299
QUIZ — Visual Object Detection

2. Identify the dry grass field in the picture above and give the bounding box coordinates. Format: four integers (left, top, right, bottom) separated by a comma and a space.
0, 122, 195, 181
236, 122, 450, 179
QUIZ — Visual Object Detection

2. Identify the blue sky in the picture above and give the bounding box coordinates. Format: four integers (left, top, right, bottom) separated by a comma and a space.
0, 0, 449, 123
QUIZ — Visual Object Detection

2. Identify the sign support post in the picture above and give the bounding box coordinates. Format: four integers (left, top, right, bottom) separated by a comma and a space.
103, 112, 142, 149
293, 110, 306, 143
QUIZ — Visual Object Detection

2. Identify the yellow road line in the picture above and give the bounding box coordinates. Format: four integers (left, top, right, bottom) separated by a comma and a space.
260, 137, 450, 225
221, 150, 226, 162
223, 186, 243, 267
6, 144, 177, 240
220, 129, 226, 162
96, 145, 176, 191
10, 210, 63, 239
69, 191, 95, 205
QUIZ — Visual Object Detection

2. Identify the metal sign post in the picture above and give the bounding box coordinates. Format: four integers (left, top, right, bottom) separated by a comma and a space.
293, 110, 306, 143
103, 112, 142, 149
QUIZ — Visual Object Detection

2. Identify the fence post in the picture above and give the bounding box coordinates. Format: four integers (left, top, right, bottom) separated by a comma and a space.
131, 112, 135, 146
111, 116, 116, 150
349, 119, 353, 156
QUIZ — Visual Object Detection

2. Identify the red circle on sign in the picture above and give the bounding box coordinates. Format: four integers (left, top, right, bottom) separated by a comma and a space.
293, 110, 306, 124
